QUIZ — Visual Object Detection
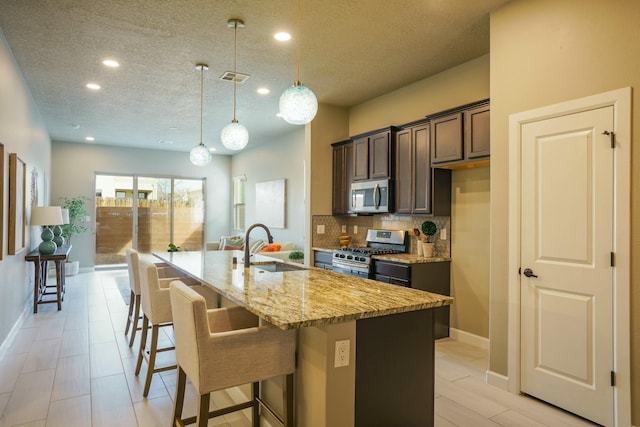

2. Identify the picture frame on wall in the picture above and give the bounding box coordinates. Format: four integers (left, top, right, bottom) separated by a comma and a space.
9, 153, 26, 255
0, 143, 4, 260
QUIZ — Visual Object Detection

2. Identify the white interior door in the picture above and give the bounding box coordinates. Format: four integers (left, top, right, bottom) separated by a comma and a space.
520, 106, 614, 426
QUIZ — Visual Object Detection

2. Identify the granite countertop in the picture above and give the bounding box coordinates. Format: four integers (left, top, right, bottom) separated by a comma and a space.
155, 250, 452, 330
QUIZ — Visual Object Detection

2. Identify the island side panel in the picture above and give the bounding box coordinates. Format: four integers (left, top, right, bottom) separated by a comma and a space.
355, 309, 435, 427
297, 321, 356, 427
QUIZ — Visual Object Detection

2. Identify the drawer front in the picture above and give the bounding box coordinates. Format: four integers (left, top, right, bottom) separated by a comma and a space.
374, 261, 411, 280
314, 250, 333, 265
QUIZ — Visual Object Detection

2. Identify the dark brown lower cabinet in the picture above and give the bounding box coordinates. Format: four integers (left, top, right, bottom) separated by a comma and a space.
356, 309, 435, 426
374, 260, 450, 339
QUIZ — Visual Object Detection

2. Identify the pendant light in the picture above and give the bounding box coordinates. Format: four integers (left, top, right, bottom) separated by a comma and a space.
221, 19, 249, 151
279, 0, 318, 125
190, 63, 212, 166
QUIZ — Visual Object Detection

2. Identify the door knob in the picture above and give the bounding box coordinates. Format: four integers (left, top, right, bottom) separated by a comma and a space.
523, 268, 538, 278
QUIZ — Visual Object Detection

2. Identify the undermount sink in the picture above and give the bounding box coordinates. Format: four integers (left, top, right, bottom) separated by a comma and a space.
252, 262, 309, 273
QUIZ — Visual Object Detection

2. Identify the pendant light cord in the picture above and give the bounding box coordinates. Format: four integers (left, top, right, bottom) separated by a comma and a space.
296, 0, 301, 83
233, 22, 238, 121
199, 66, 204, 144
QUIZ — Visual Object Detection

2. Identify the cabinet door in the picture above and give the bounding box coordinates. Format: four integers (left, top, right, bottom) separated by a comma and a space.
465, 104, 490, 159
369, 132, 391, 179
395, 129, 412, 214
353, 137, 369, 181
412, 125, 431, 214
345, 143, 354, 212
332, 145, 346, 215
430, 112, 463, 164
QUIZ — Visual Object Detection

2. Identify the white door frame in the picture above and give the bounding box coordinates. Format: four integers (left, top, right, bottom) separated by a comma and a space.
507, 87, 631, 426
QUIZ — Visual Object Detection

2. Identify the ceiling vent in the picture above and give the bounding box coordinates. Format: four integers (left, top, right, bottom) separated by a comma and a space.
219, 71, 250, 83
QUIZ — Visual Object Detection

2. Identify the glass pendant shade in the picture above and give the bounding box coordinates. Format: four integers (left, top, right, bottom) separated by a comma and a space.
221, 120, 249, 151
279, 82, 318, 125
190, 63, 211, 166
190, 143, 212, 166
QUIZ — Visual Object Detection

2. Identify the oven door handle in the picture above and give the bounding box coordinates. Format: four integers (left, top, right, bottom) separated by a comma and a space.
374, 183, 380, 209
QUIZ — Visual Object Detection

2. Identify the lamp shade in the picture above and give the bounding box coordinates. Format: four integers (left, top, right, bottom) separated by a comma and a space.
279, 83, 318, 125
30, 206, 64, 226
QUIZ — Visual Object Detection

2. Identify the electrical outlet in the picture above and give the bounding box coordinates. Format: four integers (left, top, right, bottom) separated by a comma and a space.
317, 224, 325, 234
353, 225, 358, 234
440, 228, 447, 240
334, 339, 350, 368
341, 225, 347, 234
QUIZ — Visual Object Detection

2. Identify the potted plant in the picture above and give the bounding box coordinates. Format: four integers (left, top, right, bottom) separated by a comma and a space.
420, 220, 437, 258
59, 196, 92, 275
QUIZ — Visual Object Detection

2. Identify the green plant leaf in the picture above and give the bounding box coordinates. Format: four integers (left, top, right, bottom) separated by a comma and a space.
421, 220, 437, 236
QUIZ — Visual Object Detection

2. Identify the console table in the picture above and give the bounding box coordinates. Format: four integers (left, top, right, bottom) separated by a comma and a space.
25, 245, 71, 313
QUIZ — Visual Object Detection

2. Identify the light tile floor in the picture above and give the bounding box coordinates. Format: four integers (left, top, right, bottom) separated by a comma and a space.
0, 270, 599, 426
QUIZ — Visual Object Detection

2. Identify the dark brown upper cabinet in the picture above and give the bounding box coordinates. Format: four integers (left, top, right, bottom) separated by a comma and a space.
332, 140, 354, 215
430, 99, 490, 168
351, 127, 397, 181
395, 121, 451, 216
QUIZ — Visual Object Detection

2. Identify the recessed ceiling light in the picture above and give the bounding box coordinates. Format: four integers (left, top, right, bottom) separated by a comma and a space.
102, 59, 119, 68
85, 136, 95, 141
276, 112, 283, 118
274, 32, 291, 41
257, 87, 270, 95
86, 83, 101, 90
168, 127, 178, 131
158, 140, 174, 145
70, 124, 80, 129
208, 147, 217, 152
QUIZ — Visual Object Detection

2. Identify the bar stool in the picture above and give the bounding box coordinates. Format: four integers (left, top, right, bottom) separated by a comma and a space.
124, 248, 186, 348
169, 280, 296, 427
134, 259, 214, 396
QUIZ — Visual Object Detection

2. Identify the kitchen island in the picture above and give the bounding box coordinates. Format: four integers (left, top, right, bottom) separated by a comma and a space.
155, 250, 453, 427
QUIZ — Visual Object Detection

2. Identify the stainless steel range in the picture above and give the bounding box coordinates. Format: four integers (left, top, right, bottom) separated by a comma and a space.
332, 229, 407, 278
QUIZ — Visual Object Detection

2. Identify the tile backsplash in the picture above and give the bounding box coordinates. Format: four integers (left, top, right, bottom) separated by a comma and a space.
312, 214, 450, 257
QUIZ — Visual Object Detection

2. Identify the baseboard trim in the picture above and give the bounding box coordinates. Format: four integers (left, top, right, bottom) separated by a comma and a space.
0, 300, 31, 361
486, 370, 509, 391
449, 327, 489, 349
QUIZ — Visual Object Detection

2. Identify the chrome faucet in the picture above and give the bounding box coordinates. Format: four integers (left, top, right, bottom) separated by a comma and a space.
244, 223, 274, 268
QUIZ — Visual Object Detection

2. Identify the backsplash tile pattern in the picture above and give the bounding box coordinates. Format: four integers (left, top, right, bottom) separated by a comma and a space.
312, 214, 450, 257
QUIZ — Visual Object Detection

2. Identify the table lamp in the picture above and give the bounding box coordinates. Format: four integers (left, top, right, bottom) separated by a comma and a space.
30, 206, 64, 254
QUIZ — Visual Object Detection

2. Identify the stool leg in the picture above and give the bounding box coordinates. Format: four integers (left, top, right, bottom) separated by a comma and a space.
283, 373, 294, 427
172, 366, 187, 427
197, 393, 210, 427
135, 315, 149, 376
252, 382, 260, 427
128, 294, 141, 348
124, 290, 135, 336
143, 324, 159, 397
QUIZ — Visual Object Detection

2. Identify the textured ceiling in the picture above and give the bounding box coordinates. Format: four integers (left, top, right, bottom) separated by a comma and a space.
0, 0, 510, 155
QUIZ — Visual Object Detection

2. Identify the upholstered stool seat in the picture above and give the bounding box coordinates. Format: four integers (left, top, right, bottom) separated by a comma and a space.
124, 248, 189, 348
169, 280, 296, 427
134, 258, 217, 397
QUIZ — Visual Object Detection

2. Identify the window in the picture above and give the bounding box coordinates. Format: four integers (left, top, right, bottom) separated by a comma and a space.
233, 176, 246, 231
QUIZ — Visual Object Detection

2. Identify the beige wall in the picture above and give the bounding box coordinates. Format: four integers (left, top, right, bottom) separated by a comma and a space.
451, 167, 490, 337
349, 54, 490, 136
490, 0, 640, 422
309, 104, 350, 216
231, 128, 306, 248
0, 31, 52, 344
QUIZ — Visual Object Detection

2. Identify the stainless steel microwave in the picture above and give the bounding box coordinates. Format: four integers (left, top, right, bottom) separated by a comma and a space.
350, 179, 392, 213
